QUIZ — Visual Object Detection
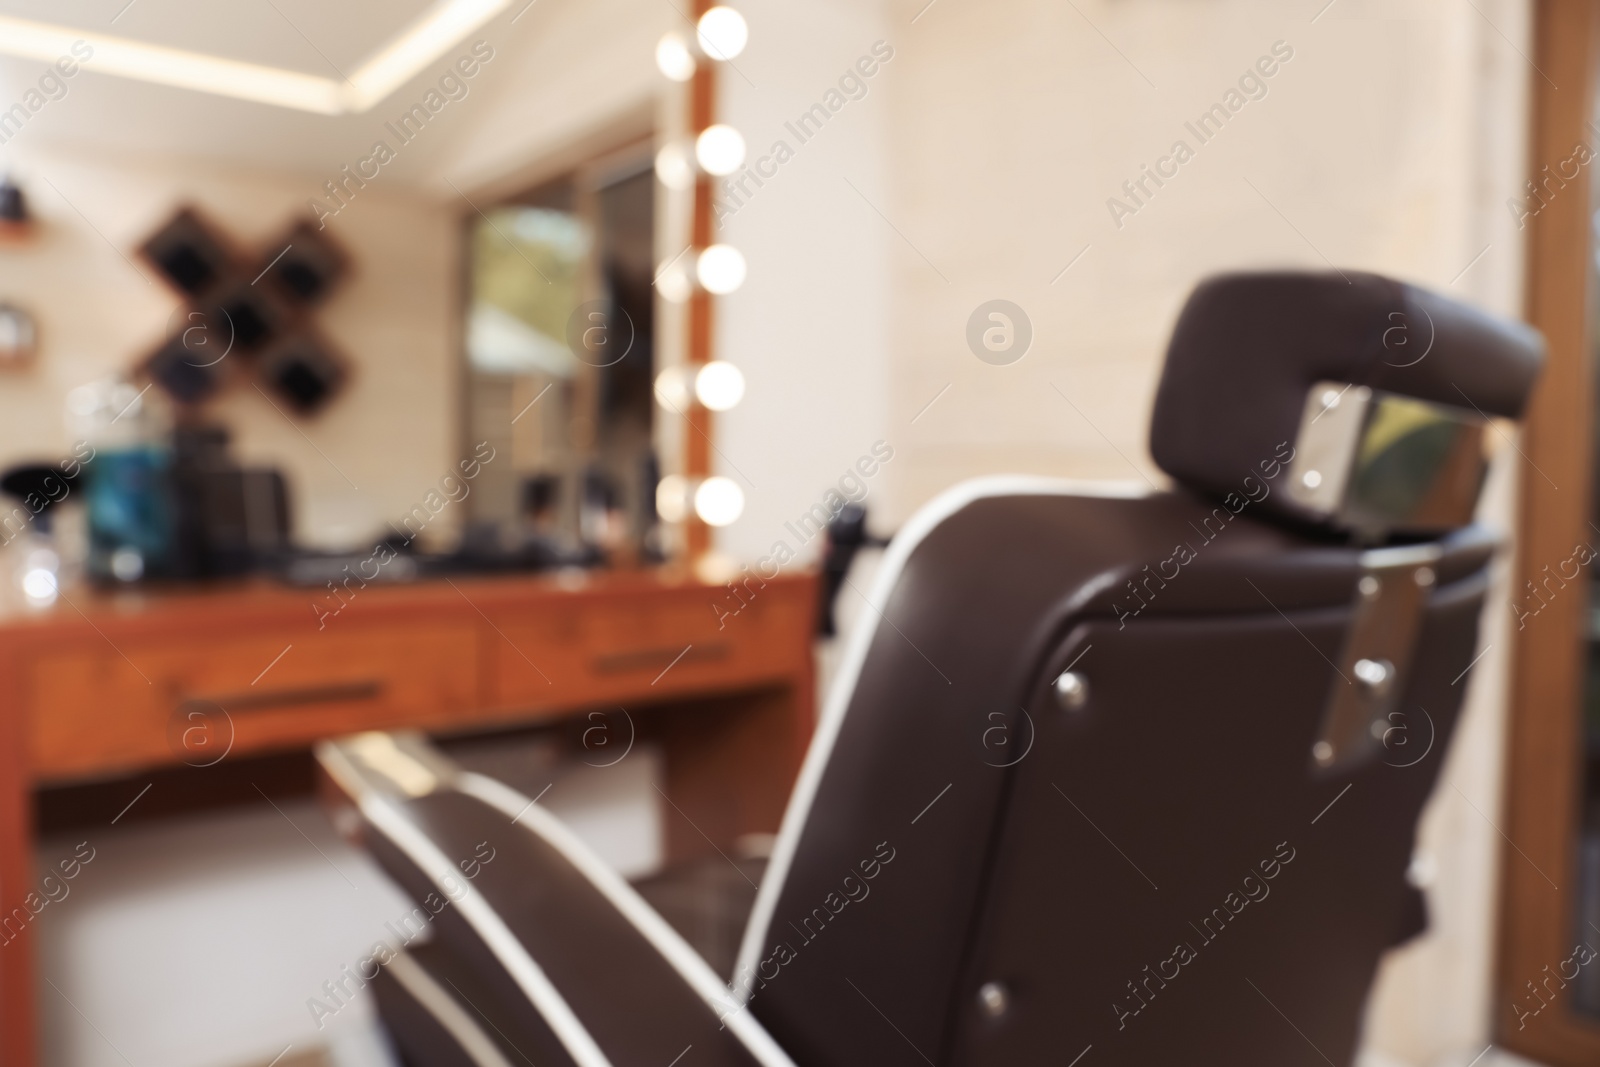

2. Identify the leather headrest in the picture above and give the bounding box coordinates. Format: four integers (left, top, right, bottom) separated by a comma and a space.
1149, 271, 1544, 533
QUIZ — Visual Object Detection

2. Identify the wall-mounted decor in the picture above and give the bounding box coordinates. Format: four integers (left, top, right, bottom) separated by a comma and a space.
0, 303, 36, 367
136, 206, 350, 416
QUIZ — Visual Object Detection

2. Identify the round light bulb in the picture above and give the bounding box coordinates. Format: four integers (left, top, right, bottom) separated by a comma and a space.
656, 475, 690, 523
696, 245, 746, 294
695, 361, 745, 411
654, 142, 695, 189
21, 567, 57, 603
695, 125, 746, 176
694, 476, 745, 526
656, 258, 693, 303
654, 365, 693, 410
697, 7, 749, 60
656, 32, 697, 81
20, 549, 58, 604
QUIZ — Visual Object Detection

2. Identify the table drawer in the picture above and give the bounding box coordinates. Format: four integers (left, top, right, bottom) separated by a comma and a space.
28, 621, 481, 781
489, 582, 809, 710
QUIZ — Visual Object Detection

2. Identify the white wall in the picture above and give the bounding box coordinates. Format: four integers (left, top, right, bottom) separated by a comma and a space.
712, 0, 894, 565
879, 0, 1526, 517
437, 0, 670, 193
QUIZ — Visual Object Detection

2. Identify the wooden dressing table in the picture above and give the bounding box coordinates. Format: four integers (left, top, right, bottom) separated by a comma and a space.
0, 568, 816, 1066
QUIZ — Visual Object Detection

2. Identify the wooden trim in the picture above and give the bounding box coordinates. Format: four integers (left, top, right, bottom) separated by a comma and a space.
0, 643, 35, 1067
1498, 0, 1600, 1062
684, 29, 718, 559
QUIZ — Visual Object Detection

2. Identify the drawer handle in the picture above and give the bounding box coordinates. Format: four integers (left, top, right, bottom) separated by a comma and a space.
178, 680, 384, 714
592, 643, 731, 675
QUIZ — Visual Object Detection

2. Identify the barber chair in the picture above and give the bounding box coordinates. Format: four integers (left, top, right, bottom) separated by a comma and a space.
315, 271, 1541, 1066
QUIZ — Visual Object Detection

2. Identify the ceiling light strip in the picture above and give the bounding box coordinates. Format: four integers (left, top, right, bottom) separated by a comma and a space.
0, 0, 512, 116
0, 15, 344, 114
344, 0, 513, 112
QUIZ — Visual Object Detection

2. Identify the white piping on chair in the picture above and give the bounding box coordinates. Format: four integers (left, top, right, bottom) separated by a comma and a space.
319, 743, 615, 1067
385, 951, 519, 1067
455, 771, 798, 1067
732, 476, 1150, 988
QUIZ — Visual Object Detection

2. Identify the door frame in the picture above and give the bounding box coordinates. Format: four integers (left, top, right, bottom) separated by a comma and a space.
1498, 1, 1600, 1062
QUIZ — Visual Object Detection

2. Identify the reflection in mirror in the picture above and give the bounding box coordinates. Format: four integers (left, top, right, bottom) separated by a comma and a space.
463, 148, 659, 568
1345, 393, 1487, 532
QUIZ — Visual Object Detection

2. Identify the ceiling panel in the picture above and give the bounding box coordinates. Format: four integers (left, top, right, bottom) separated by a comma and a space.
0, 0, 527, 182
0, 0, 435, 74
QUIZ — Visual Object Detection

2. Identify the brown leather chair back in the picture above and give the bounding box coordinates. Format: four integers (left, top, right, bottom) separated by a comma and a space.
738, 272, 1541, 1066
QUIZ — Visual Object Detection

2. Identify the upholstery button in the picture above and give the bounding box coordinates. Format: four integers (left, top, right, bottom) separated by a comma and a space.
1053, 671, 1088, 711
1353, 658, 1394, 699
977, 981, 1009, 1019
